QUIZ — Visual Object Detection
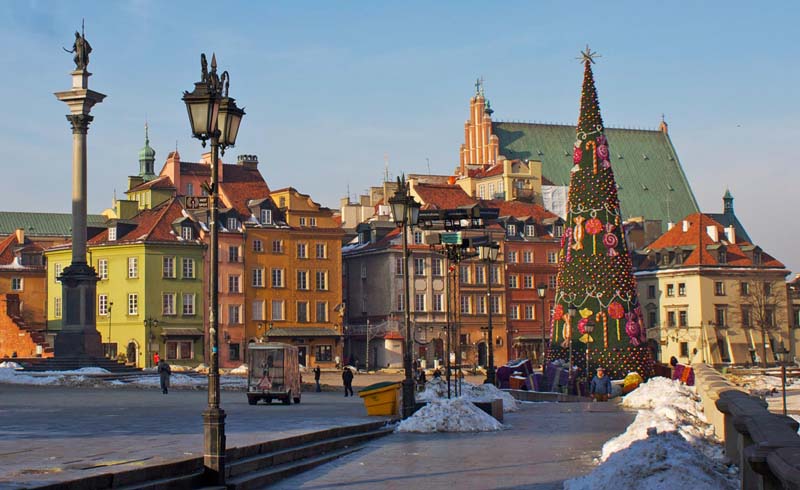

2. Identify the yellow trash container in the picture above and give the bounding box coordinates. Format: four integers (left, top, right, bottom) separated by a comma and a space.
358, 381, 401, 416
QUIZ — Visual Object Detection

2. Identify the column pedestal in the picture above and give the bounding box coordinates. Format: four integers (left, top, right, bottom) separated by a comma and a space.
55, 263, 104, 358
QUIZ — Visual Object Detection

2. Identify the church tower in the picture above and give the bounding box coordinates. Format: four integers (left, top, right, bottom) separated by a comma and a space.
138, 123, 156, 181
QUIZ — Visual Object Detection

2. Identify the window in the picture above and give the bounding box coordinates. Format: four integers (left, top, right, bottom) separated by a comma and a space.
413, 231, 423, 245
315, 270, 328, 290
186, 183, 194, 195
228, 275, 241, 293
128, 293, 138, 315
182, 258, 195, 279
162, 256, 175, 278
228, 305, 241, 324
509, 305, 519, 320
297, 243, 307, 258
11, 277, 22, 291
166, 341, 193, 360
272, 240, 284, 253
475, 266, 485, 284
49, 295, 65, 320
678, 283, 686, 297
310, 217, 317, 227
718, 250, 727, 264
491, 296, 500, 314
395, 256, 404, 275
181, 226, 194, 240
271, 268, 284, 288
316, 301, 328, 322
414, 258, 426, 276
667, 311, 676, 327
433, 294, 443, 312
316, 243, 327, 259
315, 345, 332, 362
714, 281, 725, 296
249, 268, 263, 287
431, 258, 442, 276
271, 300, 284, 320
490, 265, 500, 285
647, 285, 656, 299
228, 246, 240, 263
54, 263, 63, 283
764, 282, 773, 296
507, 224, 517, 236
648, 310, 657, 328
261, 209, 272, 225
108, 227, 117, 241
525, 224, 535, 237
547, 251, 558, 264
477, 296, 486, 314
297, 301, 309, 322
227, 217, 239, 231
297, 270, 308, 290
98, 294, 109, 316
523, 251, 533, 263
508, 275, 518, 288
741, 306, 752, 328
279, 197, 286, 207
253, 239, 263, 252
252, 300, 264, 321
415, 294, 426, 312
397, 294, 405, 312
128, 257, 138, 278
460, 266, 470, 284
765, 308, 775, 327
714, 306, 726, 327
507, 251, 517, 263
182, 293, 195, 315
679, 342, 689, 357
525, 305, 534, 320
460, 295, 471, 314
229, 343, 241, 362
740, 282, 750, 296
666, 284, 674, 297
548, 275, 557, 289
523, 275, 533, 289
554, 224, 564, 237
679, 310, 688, 327
98, 259, 108, 280
162, 293, 176, 315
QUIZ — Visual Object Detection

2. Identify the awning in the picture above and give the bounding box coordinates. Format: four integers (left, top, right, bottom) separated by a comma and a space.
266, 327, 340, 338
161, 328, 204, 338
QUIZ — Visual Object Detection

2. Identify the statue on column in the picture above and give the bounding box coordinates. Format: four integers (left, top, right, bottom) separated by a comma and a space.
64, 28, 92, 70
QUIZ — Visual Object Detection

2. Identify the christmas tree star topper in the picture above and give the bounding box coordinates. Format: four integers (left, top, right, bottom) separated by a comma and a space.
578, 45, 601, 64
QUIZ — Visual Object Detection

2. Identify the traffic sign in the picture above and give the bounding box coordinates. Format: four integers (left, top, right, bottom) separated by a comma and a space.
440, 232, 462, 245
184, 196, 209, 210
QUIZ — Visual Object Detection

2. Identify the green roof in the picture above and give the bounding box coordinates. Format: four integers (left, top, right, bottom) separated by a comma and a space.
493, 122, 699, 230
0, 212, 107, 237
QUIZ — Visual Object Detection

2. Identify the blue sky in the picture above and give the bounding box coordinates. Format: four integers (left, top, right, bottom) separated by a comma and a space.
1, 1, 797, 275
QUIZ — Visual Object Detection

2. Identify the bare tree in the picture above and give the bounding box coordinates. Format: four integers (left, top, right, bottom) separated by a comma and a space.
740, 280, 786, 367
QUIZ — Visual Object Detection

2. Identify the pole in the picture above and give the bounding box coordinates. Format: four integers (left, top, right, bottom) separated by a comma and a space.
107, 303, 112, 358
541, 296, 546, 374
203, 133, 226, 484
486, 260, 495, 385
445, 254, 452, 398
568, 311, 573, 394
365, 319, 370, 372
401, 204, 415, 419
783, 363, 788, 416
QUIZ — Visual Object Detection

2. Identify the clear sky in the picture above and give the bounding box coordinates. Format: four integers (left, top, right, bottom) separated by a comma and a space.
1, 1, 797, 275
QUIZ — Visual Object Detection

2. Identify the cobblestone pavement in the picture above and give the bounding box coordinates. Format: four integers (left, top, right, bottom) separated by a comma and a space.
271, 401, 635, 490
0, 384, 386, 489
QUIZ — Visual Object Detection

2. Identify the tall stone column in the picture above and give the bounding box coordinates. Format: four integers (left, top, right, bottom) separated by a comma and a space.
54, 66, 106, 358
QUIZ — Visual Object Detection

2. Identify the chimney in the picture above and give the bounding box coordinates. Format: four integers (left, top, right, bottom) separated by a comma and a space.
706, 225, 719, 242
667, 222, 675, 231
682, 220, 690, 232
14, 228, 24, 243
237, 154, 258, 169
724, 225, 736, 243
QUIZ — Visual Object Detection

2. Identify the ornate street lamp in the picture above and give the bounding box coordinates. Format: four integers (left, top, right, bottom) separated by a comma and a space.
776, 342, 791, 416
478, 241, 499, 385
183, 52, 245, 485
585, 319, 595, 378
536, 283, 547, 369
567, 304, 577, 392
143, 317, 159, 367
388, 177, 420, 419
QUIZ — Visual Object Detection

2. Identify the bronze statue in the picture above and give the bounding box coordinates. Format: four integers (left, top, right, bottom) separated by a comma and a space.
64, 28, 92, 70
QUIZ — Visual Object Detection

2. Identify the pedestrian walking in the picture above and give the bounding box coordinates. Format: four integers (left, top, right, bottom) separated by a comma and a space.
153, 352, 160, 366
157, 359, 171, 394
342, 366, 354, 397
418, 369, 427, 385
314, 366, 322, 392
590, 367, 611, 402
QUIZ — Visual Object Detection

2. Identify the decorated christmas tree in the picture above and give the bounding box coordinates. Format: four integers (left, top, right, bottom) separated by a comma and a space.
548, 47, 654, 380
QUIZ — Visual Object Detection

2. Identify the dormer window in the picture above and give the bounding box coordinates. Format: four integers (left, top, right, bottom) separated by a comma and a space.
108, 227, 117, 241
227, 217, 239, 231
310, 217, 317, 227
299, 217, 306, 226
718, 249, 727, 264
186, 183, 194, 196
507, 224, 517, 237
753, 251, 762, 265
181, 226, 194, 240
260, 209, 272, 225
554, 224, 564, 238
525, 225, 535, 237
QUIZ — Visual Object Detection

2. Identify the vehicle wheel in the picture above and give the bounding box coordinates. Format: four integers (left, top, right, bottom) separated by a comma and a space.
293, 395, 301, 404
283, 391, 292, 405
265, 397, 272, 404
247, 395, 257, 405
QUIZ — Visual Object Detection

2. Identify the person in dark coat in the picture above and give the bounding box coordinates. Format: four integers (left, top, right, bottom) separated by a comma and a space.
418, 369, 427, 386
590, 367, 612, 402
157, 359, 171, 394
342, 367, 354, 397
313, 366, 322, 392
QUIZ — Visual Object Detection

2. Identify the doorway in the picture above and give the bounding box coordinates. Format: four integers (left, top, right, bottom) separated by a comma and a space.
298, 346, 307, 367
126, 341, 137, 366
477, 341, 487, 367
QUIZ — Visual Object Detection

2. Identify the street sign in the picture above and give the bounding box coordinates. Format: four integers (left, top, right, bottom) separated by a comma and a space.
440, 232, 462, 245
184, 196, 209, 210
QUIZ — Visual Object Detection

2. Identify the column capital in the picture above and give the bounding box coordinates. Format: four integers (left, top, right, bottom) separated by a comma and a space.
66, 114, 94, 134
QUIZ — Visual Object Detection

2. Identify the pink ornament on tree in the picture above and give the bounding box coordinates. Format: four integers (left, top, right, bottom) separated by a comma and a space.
608, 301, 625, 341
625, 312, 642, 347
585, 217, 603, 254
573, 146, 583, 165
603, 222, 619, 257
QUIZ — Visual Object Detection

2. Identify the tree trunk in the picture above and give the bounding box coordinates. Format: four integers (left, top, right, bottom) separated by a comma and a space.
761, 325, 768, 368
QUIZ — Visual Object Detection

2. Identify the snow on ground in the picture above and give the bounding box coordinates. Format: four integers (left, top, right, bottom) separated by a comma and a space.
728, 374, 785, 397
396, 397, 504, 433
563, 376, 737, 490
0, 361, 22, 369
229, 364, 248, 375
417, 377, 519, 412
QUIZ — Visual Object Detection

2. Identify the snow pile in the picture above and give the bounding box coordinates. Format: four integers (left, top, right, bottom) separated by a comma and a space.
418, 377, 450, 401
463, 383, 519, 413
229, 364, 248, 375
0, 361, 22, 370
564, 376, 735, 490
193, 364, 209, 374
564, 431, 737, 490
396, 398, 503, 433
729, 374, 783, 397
0, 367, 63, 385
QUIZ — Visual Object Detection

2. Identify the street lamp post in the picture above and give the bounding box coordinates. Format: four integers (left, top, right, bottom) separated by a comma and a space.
388, 177, 420, 419
182, 52, 245, 485
143, 317, 158, 367
776, 342, 790, 416
567, 305, 577, 393
585, 320, 595, 379
478, 242, 499, 385
107, 302, 113, 358
536, 283, 547, 370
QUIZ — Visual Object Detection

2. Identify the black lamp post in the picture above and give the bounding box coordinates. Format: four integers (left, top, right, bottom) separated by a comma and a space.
776, 342, 790, 416
478, 241, 500, 385
567, 304, 577, 391
388, 177, 420, 419
107, 301, 113, 358
143, 317, 158, 367
183, 52, 245, 485
585, 319, 595, 378
536, 283, 547, 369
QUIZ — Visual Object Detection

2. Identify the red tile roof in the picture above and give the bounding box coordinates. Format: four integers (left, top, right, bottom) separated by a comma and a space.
414, 183, 476, 209
176, 161, 270, 218
88, 198, 197, 246
127, 175, 176, 193
484, 199, 559, 221
0, 234, 44, 265
468, 163, 504, 179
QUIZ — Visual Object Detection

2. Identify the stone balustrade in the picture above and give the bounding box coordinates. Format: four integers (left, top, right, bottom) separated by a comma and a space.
694, 363, 800, 489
